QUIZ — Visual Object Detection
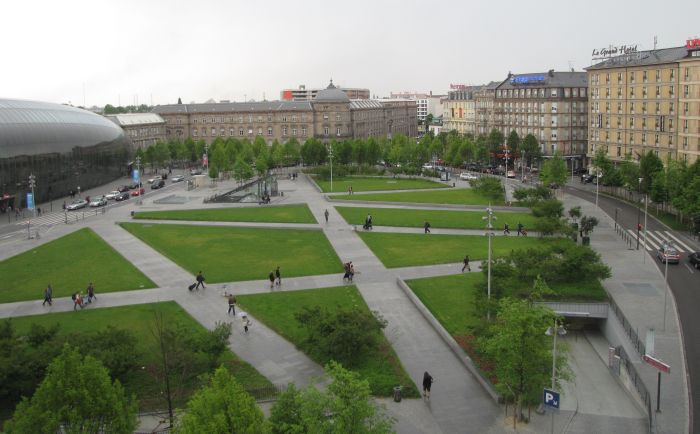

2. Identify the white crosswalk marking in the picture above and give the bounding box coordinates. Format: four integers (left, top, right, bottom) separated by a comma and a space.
15, 210, 100, 227
663, 231, 694, 253
625, 229, 692, 253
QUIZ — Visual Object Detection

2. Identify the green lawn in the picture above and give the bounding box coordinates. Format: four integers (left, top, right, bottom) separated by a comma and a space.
314, 176, 447, 193
332, 188, 502, 206
7, 301, 272, 410
237, 286, 420, 398
407, 273, 483, 336
133, 204, 317, 224
0, 228, 155, 303
120, 223, 343, 283
358, 232, 566, 268
336, 206, 537, 230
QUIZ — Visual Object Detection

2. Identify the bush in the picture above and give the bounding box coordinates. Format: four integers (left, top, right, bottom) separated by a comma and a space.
513, 186, 552, 204
470, 177, 504, 201
533, 217, 571, 237
531, 199, 564, 218
295, 305, 387, 367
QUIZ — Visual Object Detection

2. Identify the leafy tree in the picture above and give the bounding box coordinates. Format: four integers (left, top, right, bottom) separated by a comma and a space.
639, 151, 664, 193
255, 153, 269, 176
177, 97, 182, 104
470, 177, 504, 202
480, 299, 569, 418
512, 186, 552, 205
295, 306, 387, 367
176, 366, 265, 434
269, 361, 394, 434
487, 128, 505, 154
618, 155, 640, 190
540, 153, 567, 187
521, 134, 541, 168
7, 345, 137, 434
233, 159, 253, 184
506, 130, 520, 156
567, 206, 581, 224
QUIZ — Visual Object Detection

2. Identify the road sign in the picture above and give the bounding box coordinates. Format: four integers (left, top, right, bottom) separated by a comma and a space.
642, 354, 671, 374
543, 388, 560, 409
26, 193, 34, 210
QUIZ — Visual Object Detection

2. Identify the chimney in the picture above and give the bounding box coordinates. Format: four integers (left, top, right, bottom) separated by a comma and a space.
548, 69, 555, 77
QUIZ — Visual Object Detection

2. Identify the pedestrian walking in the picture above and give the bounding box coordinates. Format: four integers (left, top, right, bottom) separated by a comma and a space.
324, 209, 329, 223
43, 284, 53, 306
349, 186, 354, 195
195, 271, 206, 290
424, 221, 431, 234
462, 255, 471, 272
503, 223, 510, 235
517, 222, 524, 236
62, 201, 66, 210
275, 266, 281, 286
343, 261, 354, 282
269, 271, 275, 289
86, 282, 96, 303
422, 371, 434, 399
227, 294, 237, 315
72, 292, 85, 311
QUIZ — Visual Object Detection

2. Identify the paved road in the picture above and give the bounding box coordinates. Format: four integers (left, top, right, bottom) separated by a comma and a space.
565, 183, 699, 434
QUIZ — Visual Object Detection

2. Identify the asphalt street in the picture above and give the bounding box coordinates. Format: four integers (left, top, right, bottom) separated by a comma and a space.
565, 181, 699, 434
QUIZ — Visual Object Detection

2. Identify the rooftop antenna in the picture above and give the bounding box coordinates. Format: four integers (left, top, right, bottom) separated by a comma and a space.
568, 60, 574, 72
653, 35, 658, 50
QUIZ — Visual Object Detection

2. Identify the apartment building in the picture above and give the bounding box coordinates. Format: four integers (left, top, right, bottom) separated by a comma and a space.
280, 84, 370, 101
389, 91, 445, 121
586, 41, 700, 165
105, 113, 166, 150
443, 86, 482, 135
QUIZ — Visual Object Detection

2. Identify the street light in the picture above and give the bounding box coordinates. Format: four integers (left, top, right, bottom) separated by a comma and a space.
545, 320, 566, 434
327, 144, 334, 193
636, 177, 643, 250
482, 206, 496, 320
28, 174, 36, 239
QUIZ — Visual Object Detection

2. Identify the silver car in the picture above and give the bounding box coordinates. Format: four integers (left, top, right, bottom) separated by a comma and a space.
66, 199, 88, 210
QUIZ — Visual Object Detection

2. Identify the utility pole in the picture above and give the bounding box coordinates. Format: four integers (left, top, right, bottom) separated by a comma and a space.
482, 206, 496, 320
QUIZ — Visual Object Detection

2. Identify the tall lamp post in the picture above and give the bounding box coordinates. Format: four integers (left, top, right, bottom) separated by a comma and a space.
482, 206, 496, 320
636, 177, 643, 249
327, 144, 334, 193
545, 320, 566, 434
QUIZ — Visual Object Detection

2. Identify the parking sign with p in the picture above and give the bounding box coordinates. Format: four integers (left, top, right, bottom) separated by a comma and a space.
543, 388, 560, 409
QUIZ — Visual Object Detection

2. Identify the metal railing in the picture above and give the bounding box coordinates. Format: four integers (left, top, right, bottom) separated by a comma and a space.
615, 345, 653, 432
608, 296, 646, 356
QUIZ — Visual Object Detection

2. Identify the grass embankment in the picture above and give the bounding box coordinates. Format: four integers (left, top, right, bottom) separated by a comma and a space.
120, 223, 343, 283
7, 302, 272, 410
336, 206, 537, 230
133, 204, 317, 224
237, 285, 420, 398
0, 228, 155, 303
314, 176, 447, 193
332, 188, 503, 206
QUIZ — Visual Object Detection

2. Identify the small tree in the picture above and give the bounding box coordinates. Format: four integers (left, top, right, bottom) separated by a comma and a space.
579, 216, 599, 237
7, 345, 138, 434
567, 206, 581, 223
540, 153, 568, 189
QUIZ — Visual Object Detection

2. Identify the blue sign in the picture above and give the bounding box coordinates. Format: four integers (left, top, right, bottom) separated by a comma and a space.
511, 75, 546, 84
133, 169, 140, 182
26, 193, 34, 210
543, 388, 560, 409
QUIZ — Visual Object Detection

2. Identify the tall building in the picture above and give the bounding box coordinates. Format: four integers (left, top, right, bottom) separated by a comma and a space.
389, 92, 445, 121
443, 86, 483, 135
586, 41, 700, 165
494, 71, 588, 168
154, 81, 417, 144
475, 82, 500, 136
280, 84, 370, 101
105, 113, 166, 150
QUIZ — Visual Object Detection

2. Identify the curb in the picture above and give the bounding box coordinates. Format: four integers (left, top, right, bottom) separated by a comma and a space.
395, 277, 501, 403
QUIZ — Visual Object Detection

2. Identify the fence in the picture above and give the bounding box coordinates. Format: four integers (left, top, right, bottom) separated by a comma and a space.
614, 345, 654, 432
608, 296, 646, 356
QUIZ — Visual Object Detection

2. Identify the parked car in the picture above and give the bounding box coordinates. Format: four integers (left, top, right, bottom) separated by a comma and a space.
105, 190, 121, 200
151, 179, 165, 189
190, 168, 203, 175
657, 242, 681, 264
117, 185, 130, 193
687, 251, 700, 269
128, 181, 141, 189
147, 177, 158, 184
171, 174, 185, 183
459, 172, 478, 181
66, 199, 88, 210
131, 187, 145, 196
89, 195, 107, 207
506, 170, 516, 178
115, 191, 130, 201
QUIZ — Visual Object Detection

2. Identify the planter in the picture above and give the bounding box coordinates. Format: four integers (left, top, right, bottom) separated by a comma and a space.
582, 236, 590, 246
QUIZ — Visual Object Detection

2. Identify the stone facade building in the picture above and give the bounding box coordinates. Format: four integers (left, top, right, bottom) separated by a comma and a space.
154, 82, 417, 144
494, 71, 588, 167
443, 86, 483, 136
105, 113, 166, 151
280, 84, 370, 101
587, 42, 700, 165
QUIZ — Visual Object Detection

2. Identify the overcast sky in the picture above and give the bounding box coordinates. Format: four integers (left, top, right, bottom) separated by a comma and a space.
1, 0, 698, 107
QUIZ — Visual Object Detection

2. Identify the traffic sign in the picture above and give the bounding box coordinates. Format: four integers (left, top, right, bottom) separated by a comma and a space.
642, 354, 670, 374
543, 388, 560, 409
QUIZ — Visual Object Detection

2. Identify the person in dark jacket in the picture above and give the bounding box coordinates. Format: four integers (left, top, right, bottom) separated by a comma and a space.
195, 271, 206, 289
422, 371, 434, 399
269, 271, 275, 289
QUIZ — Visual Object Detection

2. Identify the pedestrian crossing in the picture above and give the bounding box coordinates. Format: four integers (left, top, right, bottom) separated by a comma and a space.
626, 229, 696, 253
14, 210, 101, 227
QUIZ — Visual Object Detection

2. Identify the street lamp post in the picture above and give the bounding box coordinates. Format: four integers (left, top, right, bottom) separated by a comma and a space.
636, 178, 643, 249
28, 174, 36, 239
663, 254, 669, 331
545, 320, 566, 434
482, 206, 496, 320
327, 145, 334, 193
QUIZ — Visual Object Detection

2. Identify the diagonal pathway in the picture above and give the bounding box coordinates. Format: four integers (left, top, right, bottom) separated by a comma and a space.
301, 175, 502, 433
